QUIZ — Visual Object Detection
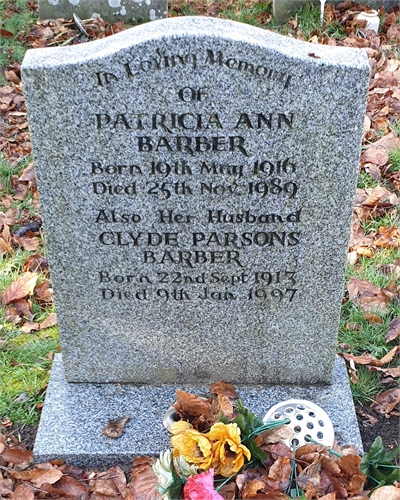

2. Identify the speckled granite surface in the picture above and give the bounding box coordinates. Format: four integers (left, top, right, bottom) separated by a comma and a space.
33, 354, 362, 469
39, 0, 167, 23
22, 18, 370, 385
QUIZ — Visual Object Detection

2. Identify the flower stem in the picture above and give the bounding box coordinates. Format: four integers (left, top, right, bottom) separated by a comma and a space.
304, 436, 342, 458
247, 417, 291, 439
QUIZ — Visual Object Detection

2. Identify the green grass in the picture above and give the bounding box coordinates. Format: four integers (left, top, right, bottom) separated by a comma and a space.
0, 154, 32, 194
0, 194, 58, 425
222, 0, 272, 27
0, 329, 58, 425
357, 172, 381, 189
350, 366, 383, 405
0, 246, 59, 424
389, 119, 400, 136
361, 210, 400, 235
324, 21, 347, 40
388, 147, 400, 173
0, 0, 36, 82
295, 2, 321, 39
339, 248, 400, 400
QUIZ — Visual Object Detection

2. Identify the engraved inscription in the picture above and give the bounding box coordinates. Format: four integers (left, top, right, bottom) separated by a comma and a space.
88, 60, 301, 303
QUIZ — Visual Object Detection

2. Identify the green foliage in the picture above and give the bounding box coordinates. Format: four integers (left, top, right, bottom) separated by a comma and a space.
349, 366, 383, 405
340, 246, 400, 403
324, 21, 347, 40
388, 147, 400, 173
169, 458, 184, 500
361, 437, 400, 488
390, 119, 400, 136
0, 154, 34, 193
357, 172, 380, 189
0, 8, 36, 70
0, 329, 59, 425
217, 0, 272, 27
233, 399, 269, 461
295, 2, 321, 39
361, 210, 400, 235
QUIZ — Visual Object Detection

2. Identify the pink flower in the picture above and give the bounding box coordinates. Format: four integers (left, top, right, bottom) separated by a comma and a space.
183, 469, 224, 500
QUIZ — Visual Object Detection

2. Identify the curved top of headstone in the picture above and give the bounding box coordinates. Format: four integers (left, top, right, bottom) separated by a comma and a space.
22, 16, 369, 70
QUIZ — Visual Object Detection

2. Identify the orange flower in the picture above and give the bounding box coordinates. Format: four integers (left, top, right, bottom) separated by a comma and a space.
207, 423, 251, 477
171, 426, 213, 470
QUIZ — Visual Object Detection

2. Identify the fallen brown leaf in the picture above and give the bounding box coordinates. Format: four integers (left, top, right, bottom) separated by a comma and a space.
13, 235, 39, 251
0, 29, 14, 38
94, 479, 120, 496
102, 415, 130, 438
1, 447, 33, 464
217, 394, 234, 419
129, 456, 161, 500
10, 468, 63, 487
0, 237, 13, 255
362, 186, 393, 207
370, 485, 400, 500
379, 346, 400, 365
42, 475, 89, 497
364, 313, 383, 324
369, 366, 400, 378
386, 318, 400, 342
337, 454, 366, 497
0, 478, 14, 496
268, 456, 292, 490
173, 389, 218, 430
361, 145, 388, 166
18, 162, 36, 182
107, 466, 126, 495
319, 493, 336, 500
11, 483, 34, 500
347, 277, 389, 312
175, 389, 214, 417
242, 478, 268, 498
23, 253, 49, 272
13, 297, 33, 319
372, 388, 400, 414
40, 312, 57, 330
2, 272, 38, 305
218, 482, 237, 500
20, 321, 40, 333
342, 346, 399, 367
260, 427, 294, 445
210, 381, 239, 398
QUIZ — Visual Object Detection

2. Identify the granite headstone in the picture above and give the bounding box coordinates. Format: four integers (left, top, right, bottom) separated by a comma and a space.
22, 17, 369, 467
38, 0, 167, 23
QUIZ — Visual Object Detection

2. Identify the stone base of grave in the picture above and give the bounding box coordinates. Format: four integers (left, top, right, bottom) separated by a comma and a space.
34, 354, 362, 470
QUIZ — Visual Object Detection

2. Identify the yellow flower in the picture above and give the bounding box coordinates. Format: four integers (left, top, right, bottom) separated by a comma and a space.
171, 428, 213, 470
207, 422, 251, 477
170, 421, 193, 435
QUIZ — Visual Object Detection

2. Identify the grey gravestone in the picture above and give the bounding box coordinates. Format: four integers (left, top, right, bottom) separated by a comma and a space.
22, 17, 369, 466
39, 0, 167, 23
273, 0, 399, 23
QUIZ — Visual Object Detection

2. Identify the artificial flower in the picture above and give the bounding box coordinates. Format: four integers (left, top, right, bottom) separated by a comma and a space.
207, 422, 251, 477
152, 450, 174, 499
170, 421, 193, 435
170, 421, 194, 458
171, 428, 213, 469
174, 455, 199, 478
183, 469, 224, 500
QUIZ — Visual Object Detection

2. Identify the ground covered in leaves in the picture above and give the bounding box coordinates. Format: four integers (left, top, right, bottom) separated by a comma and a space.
0, 383, 399, 499
0, 0, 399, 497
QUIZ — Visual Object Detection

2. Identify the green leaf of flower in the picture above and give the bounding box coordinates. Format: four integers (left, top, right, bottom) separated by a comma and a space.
245, 438, 269, 462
